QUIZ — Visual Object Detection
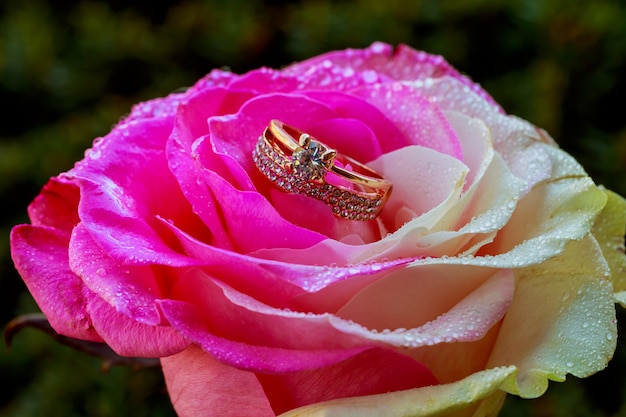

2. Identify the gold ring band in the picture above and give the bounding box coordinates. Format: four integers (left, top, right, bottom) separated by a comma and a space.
252, 120, 392, 220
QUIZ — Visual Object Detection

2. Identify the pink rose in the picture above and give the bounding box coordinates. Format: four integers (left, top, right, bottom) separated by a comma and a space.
11, 43, 626, 416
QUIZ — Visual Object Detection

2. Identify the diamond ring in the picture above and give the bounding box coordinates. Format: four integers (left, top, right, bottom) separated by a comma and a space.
252, 120, 392, 220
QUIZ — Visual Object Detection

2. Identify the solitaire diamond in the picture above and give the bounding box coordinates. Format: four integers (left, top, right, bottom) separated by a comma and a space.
292, 138, 334, 181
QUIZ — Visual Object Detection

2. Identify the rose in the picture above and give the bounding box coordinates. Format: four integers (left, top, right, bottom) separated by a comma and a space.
10, 42, 626, 416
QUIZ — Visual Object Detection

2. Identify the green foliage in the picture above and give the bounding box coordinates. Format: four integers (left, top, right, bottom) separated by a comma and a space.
1, 0, 625, 416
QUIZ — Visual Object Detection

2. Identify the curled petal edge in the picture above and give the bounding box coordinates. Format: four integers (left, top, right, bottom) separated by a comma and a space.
277, 366, 517, 417
590, 188, 626, 301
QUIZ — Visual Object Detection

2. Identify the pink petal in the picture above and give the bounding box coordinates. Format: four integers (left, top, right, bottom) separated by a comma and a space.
306, 117, 383, 165
302, 90, 409, 154
228, 67, 300, 93
258, 347, 438, 414
173, 87, 257, 151
123, 93, 185, 124
410, 77, 554, 189
161, 345, 275, 417
207, 93, 337, 175
87, 295, 189, 357
169, 86, 260, 194
353, 83, 463, 160
191, 133, 257, 192
198, 168, 326, 252
166, 133, 234, 250
27, 176, 80, 233
191, 68, 240, 91
123, 68, 240, 124
71, 117, 205, 266
158, 298, 370, 373
10, 225, 101, 342
284, 42, 497, 105
68, 223, 170, 325
266, 189, 379, 243
161, 218, 414, 300
170, 269, 369, 350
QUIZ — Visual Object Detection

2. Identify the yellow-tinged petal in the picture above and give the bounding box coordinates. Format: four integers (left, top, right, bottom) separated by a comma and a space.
277, 366, 517, 417
487, 236, 616, 398
591, 187, 626, 300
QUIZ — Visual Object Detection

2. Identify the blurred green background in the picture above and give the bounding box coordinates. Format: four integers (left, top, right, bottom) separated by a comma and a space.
2, 0, 626, 416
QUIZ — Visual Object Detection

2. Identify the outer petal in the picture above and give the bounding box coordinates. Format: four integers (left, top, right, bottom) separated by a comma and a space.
258, 348, 438, 414
277, 366, 517, 417
71, 117, 205, 267
68, 223, 190, 356
283, 42, 495, 106
86, 294, 189, 357
161, 344, 275, 417
590, 188, 626, 301
487, 236, 616, 398
69, 223, 166, 325
352, 83, 462, 160
160, 217, 413, 302
26, 176, 80, 232
10, 224, 101, 342
158, 298, 371, 373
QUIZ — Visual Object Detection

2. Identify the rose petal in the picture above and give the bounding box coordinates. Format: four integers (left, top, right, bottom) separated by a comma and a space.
197, 168, 327, 252
415, 152, 525, 257
159, 217, 413, 302
176, 87, 266, 193
334, 267, 513, 347
353, 83, 463, 160
10, 225, 101, 341
277, 366, 517, 417
71, 117, 205, 266
169, 269, 367, 350
301, 90, 409, 153
87, 294, 189, 357
369, 145, 468, 229
162, 344, 275, 417
284, 43, 494, 105
266, 189, 379, 243
207, 93, 337, 174
409, 76, 554, 189
123, 68, 240, 124
228, 67, 300, 93
27, 176, 80, 233
590, 188, 626, 297
158, 298, 371, 373
409, 324, 501, 385
68, 223, 167, 325
167, 132, 234, 250
487, 236, 616, 398
306, 117, 383, 163
259, 348, 438, 414
483, 148, 608, 260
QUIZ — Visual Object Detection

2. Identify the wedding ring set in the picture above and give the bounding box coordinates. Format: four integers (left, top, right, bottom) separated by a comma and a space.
252, 120, 392, 220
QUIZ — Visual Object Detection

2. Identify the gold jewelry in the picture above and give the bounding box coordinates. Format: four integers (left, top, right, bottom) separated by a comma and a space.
252, 120, 392, 220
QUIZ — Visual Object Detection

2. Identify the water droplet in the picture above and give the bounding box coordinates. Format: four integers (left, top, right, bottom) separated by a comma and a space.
96, 268, 106, 277
89, 148, 101, 159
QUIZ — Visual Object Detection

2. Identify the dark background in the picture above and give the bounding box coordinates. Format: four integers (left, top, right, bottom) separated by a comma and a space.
2, 0, 626, 416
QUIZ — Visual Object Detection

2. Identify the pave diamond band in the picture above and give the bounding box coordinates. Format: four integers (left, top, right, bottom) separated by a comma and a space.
252, 120, 392, 220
